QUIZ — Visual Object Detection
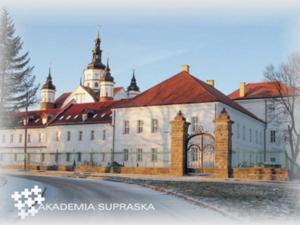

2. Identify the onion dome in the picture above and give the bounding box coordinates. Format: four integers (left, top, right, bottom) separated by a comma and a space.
42, 68, 56, 90
100, 58, 114, 82
127, 69, 140, 92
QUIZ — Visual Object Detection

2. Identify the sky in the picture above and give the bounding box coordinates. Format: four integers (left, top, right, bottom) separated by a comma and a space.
1, 0, 300, 107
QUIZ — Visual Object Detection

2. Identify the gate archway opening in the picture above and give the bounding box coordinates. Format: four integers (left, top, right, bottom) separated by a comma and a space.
185, 131, 215, 174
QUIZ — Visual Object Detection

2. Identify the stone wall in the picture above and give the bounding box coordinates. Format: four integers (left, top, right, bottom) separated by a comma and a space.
232, 168, 288, 182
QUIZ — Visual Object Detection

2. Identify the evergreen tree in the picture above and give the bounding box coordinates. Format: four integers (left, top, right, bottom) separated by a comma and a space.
0, 9, 39, 126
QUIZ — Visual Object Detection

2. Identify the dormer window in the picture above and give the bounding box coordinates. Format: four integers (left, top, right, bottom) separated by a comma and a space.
82, 113, 88, 121
42, 117, 47, 125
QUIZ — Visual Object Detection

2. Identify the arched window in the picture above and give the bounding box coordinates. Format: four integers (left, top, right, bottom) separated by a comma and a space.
94, 82, 99, 88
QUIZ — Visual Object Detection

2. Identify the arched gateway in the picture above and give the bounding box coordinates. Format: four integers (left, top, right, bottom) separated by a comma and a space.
186, 130, 215, 173
170, 109, 233, 178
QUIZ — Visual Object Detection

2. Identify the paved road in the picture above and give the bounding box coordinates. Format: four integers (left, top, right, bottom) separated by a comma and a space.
0, 174, 233, 225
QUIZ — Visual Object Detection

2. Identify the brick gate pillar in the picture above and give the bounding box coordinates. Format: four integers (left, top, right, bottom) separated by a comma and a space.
170, 111, 190, 176
213, 108, 233, 178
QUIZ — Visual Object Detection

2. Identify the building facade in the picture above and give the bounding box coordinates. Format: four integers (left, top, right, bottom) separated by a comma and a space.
0, 32, 296, 174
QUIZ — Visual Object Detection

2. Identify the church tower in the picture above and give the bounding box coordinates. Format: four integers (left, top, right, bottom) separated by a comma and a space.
99, 59, 114, 102
127, 69, 140, 98
83, 31, 106, 92
40, 68, 56, 110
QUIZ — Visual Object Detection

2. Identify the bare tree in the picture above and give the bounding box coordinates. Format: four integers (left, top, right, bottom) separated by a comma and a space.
264, 53, 300, 168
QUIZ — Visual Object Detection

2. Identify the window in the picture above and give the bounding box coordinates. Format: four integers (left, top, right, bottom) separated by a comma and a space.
78, 131, 83, 141
19, 134, 23, 143
123, 121, 130, 134
237, 123, 240, 139
255, 130, 258, 144
242, 126, 246, 140
77, 153, 81, 162
14, 153, 17, 161
27, 134, 31, 143
137, 148, 143, 161
55, 152, 59, 163
0, 153, 2, 161
249, 128, 252, 143
2, 134, 6, 143
123, 149, 129, 161
259, 131, 263, 145
10, 134, 14, 143
151, 148, 158, 162
151, 119, 158, 133
66, 153, 70, 162
38, 133, 42, 143
55, 131, 60, 142
191, 116, 199, 132
102, 153, 105, 161
67, 131, 71, 141
90, 130, 95, 140
270, 130, 276, 143
41, 153, 45, 162
137, 120, 143, 133
102, 130, 106, 140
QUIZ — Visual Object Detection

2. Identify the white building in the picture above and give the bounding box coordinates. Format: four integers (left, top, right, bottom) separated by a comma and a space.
0, 32, 294, 172
229, 82, 300, 165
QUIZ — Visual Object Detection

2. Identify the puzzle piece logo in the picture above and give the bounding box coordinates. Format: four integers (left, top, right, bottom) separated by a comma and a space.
11, 185, 45, 219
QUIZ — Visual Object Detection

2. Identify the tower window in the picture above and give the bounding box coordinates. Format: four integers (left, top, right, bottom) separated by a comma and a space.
94, 82, 99, 88
87, 82, 90, 87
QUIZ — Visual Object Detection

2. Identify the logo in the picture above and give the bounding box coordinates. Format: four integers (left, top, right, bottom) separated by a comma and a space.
11, 185, 45, 219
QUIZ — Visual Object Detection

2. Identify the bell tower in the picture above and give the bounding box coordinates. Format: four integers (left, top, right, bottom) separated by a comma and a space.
40, 68, 56, 110
99, 59, 114, 102
83, 31, 106, 92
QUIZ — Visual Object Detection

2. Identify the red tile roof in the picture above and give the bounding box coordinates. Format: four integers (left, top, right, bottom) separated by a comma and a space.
116, 71, 263, 122
54, 92, 71, 108
15, 108, 62, 128
113, 87, 123, 95
50, 100, 127, 126
228, 82, 295, 100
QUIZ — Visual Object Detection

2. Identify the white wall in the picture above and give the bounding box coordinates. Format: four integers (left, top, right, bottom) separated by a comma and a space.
234, 97, 300, 165
0, 124, 113, 167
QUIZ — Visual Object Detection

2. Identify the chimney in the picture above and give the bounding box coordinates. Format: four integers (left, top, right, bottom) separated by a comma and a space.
240, 82, 246, 97
207, 80, 215, 87
181, 65, 190, 73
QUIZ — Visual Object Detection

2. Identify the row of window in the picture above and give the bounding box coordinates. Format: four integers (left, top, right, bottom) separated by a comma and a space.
65, 130, 106, 141
8, 148, 159, 163
123, 148, 158, 162
123, 116, 202, 135
123, 119, 158, 134
236, 123, 263, 145
236, 124, 277, 144
1, 129, 107, 144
